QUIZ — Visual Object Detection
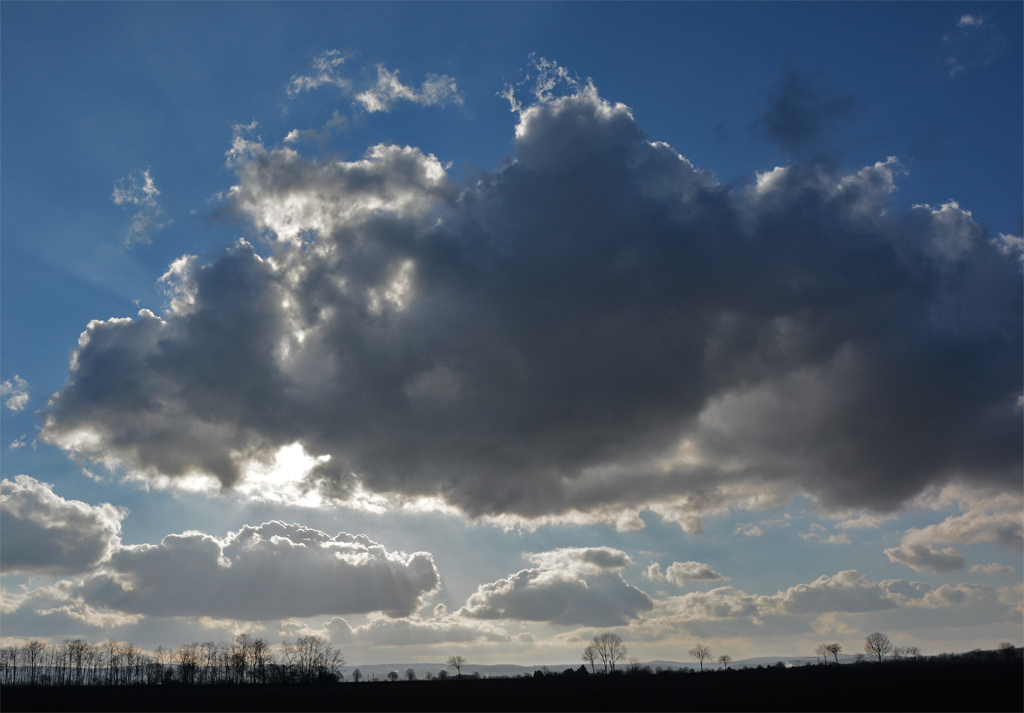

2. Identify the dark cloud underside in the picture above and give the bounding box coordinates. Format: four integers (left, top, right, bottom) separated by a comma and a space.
40, 81, 1022, 524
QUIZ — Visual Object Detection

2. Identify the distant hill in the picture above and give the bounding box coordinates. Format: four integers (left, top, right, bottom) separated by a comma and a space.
344, 654, 859, 679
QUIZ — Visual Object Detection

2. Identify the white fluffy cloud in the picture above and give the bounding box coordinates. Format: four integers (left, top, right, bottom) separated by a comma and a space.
0, 475, 125, 574
80, 521, 439, 620
901, 508, 1024, 552
459, 547, 653, 626
40, 64, 1022, 528
1, 375, 29, 411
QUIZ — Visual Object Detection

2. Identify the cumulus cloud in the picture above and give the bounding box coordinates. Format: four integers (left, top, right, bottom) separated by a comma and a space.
884, 542, 965, 573
80, 521, 439, 620
885, 495, 1023, 573
646, 561, 728, 587
459, 547, 653, 626
1, 375, 29, 411
40, 65, 1022, 527
355, 65, 462, 113
112, 169, 169, 245
900, 508, 1024, 553
774, 570, 898, 615
0, 475, 125, 574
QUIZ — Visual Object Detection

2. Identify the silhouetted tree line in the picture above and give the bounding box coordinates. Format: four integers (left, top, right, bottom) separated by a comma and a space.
0, 634, 343, 687
2, 631, 1019, 688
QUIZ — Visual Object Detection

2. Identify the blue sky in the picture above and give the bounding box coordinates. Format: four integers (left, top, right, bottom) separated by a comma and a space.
2, 2, 1021, 666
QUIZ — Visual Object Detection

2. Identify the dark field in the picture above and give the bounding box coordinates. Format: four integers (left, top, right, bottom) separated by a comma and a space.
4, 660, 1021, 712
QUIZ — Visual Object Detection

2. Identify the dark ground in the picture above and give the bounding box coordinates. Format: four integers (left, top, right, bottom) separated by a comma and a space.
3, 660, 1021, 712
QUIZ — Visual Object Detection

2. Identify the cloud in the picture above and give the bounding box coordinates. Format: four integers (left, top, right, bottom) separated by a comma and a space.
943, 14, 1007, 77
79, 521, 439, 620
112, 169, 169, 246
287, 50, 351, 97
323, 612, 519, 648
799, 523, 851, 545
734, 524, 764, 537
0, 582, 143, 635
459, 547, 653, 626
1, 375, 29, 411
753, 67, 857, 155
283, 110, 348, 148
355, 65, 462, 113
40, 67, 1022, 528
900, 508, 1024, 553
648, 561, 728, 587
885, 496, 1023, 573
969, 563, 1015, 575
774, 570, 898, 615
884, 542, 965, 573
633, 570, 904, 641
0, 475, 125, 574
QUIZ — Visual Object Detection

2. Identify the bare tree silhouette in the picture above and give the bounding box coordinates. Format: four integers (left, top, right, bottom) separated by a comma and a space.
814, 643, 828, 663
446, 655, 466, 679
582, 644, 598, 674
24, 641, 45, 686
717, 654, 732, 669
865, 632, 892, 663
688, 643, 711, 672
592, 633, 628, 673
387, 670, 399, 681
825, 643, 842, 664
405, 668, 417, 681
352, 668, 362, 682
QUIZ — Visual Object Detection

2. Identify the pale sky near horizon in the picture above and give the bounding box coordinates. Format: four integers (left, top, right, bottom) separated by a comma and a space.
1, 2, 1022, 667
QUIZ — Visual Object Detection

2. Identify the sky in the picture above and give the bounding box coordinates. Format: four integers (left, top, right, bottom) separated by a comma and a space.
1, 2, 1022, 668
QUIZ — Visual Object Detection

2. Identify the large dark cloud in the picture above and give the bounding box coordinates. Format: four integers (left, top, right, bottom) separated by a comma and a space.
40, 74, 1022, 525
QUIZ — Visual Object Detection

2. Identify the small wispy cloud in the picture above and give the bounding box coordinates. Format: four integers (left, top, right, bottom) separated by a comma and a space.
112, 168, 169, 246
1, 375, 29, 411
355, 65, 462, 113
800, 523, 851, 545
943, 14, 1006, 78
287, 50, 351, 98
969, 562, 1015, 575
283, 110, 349, 148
